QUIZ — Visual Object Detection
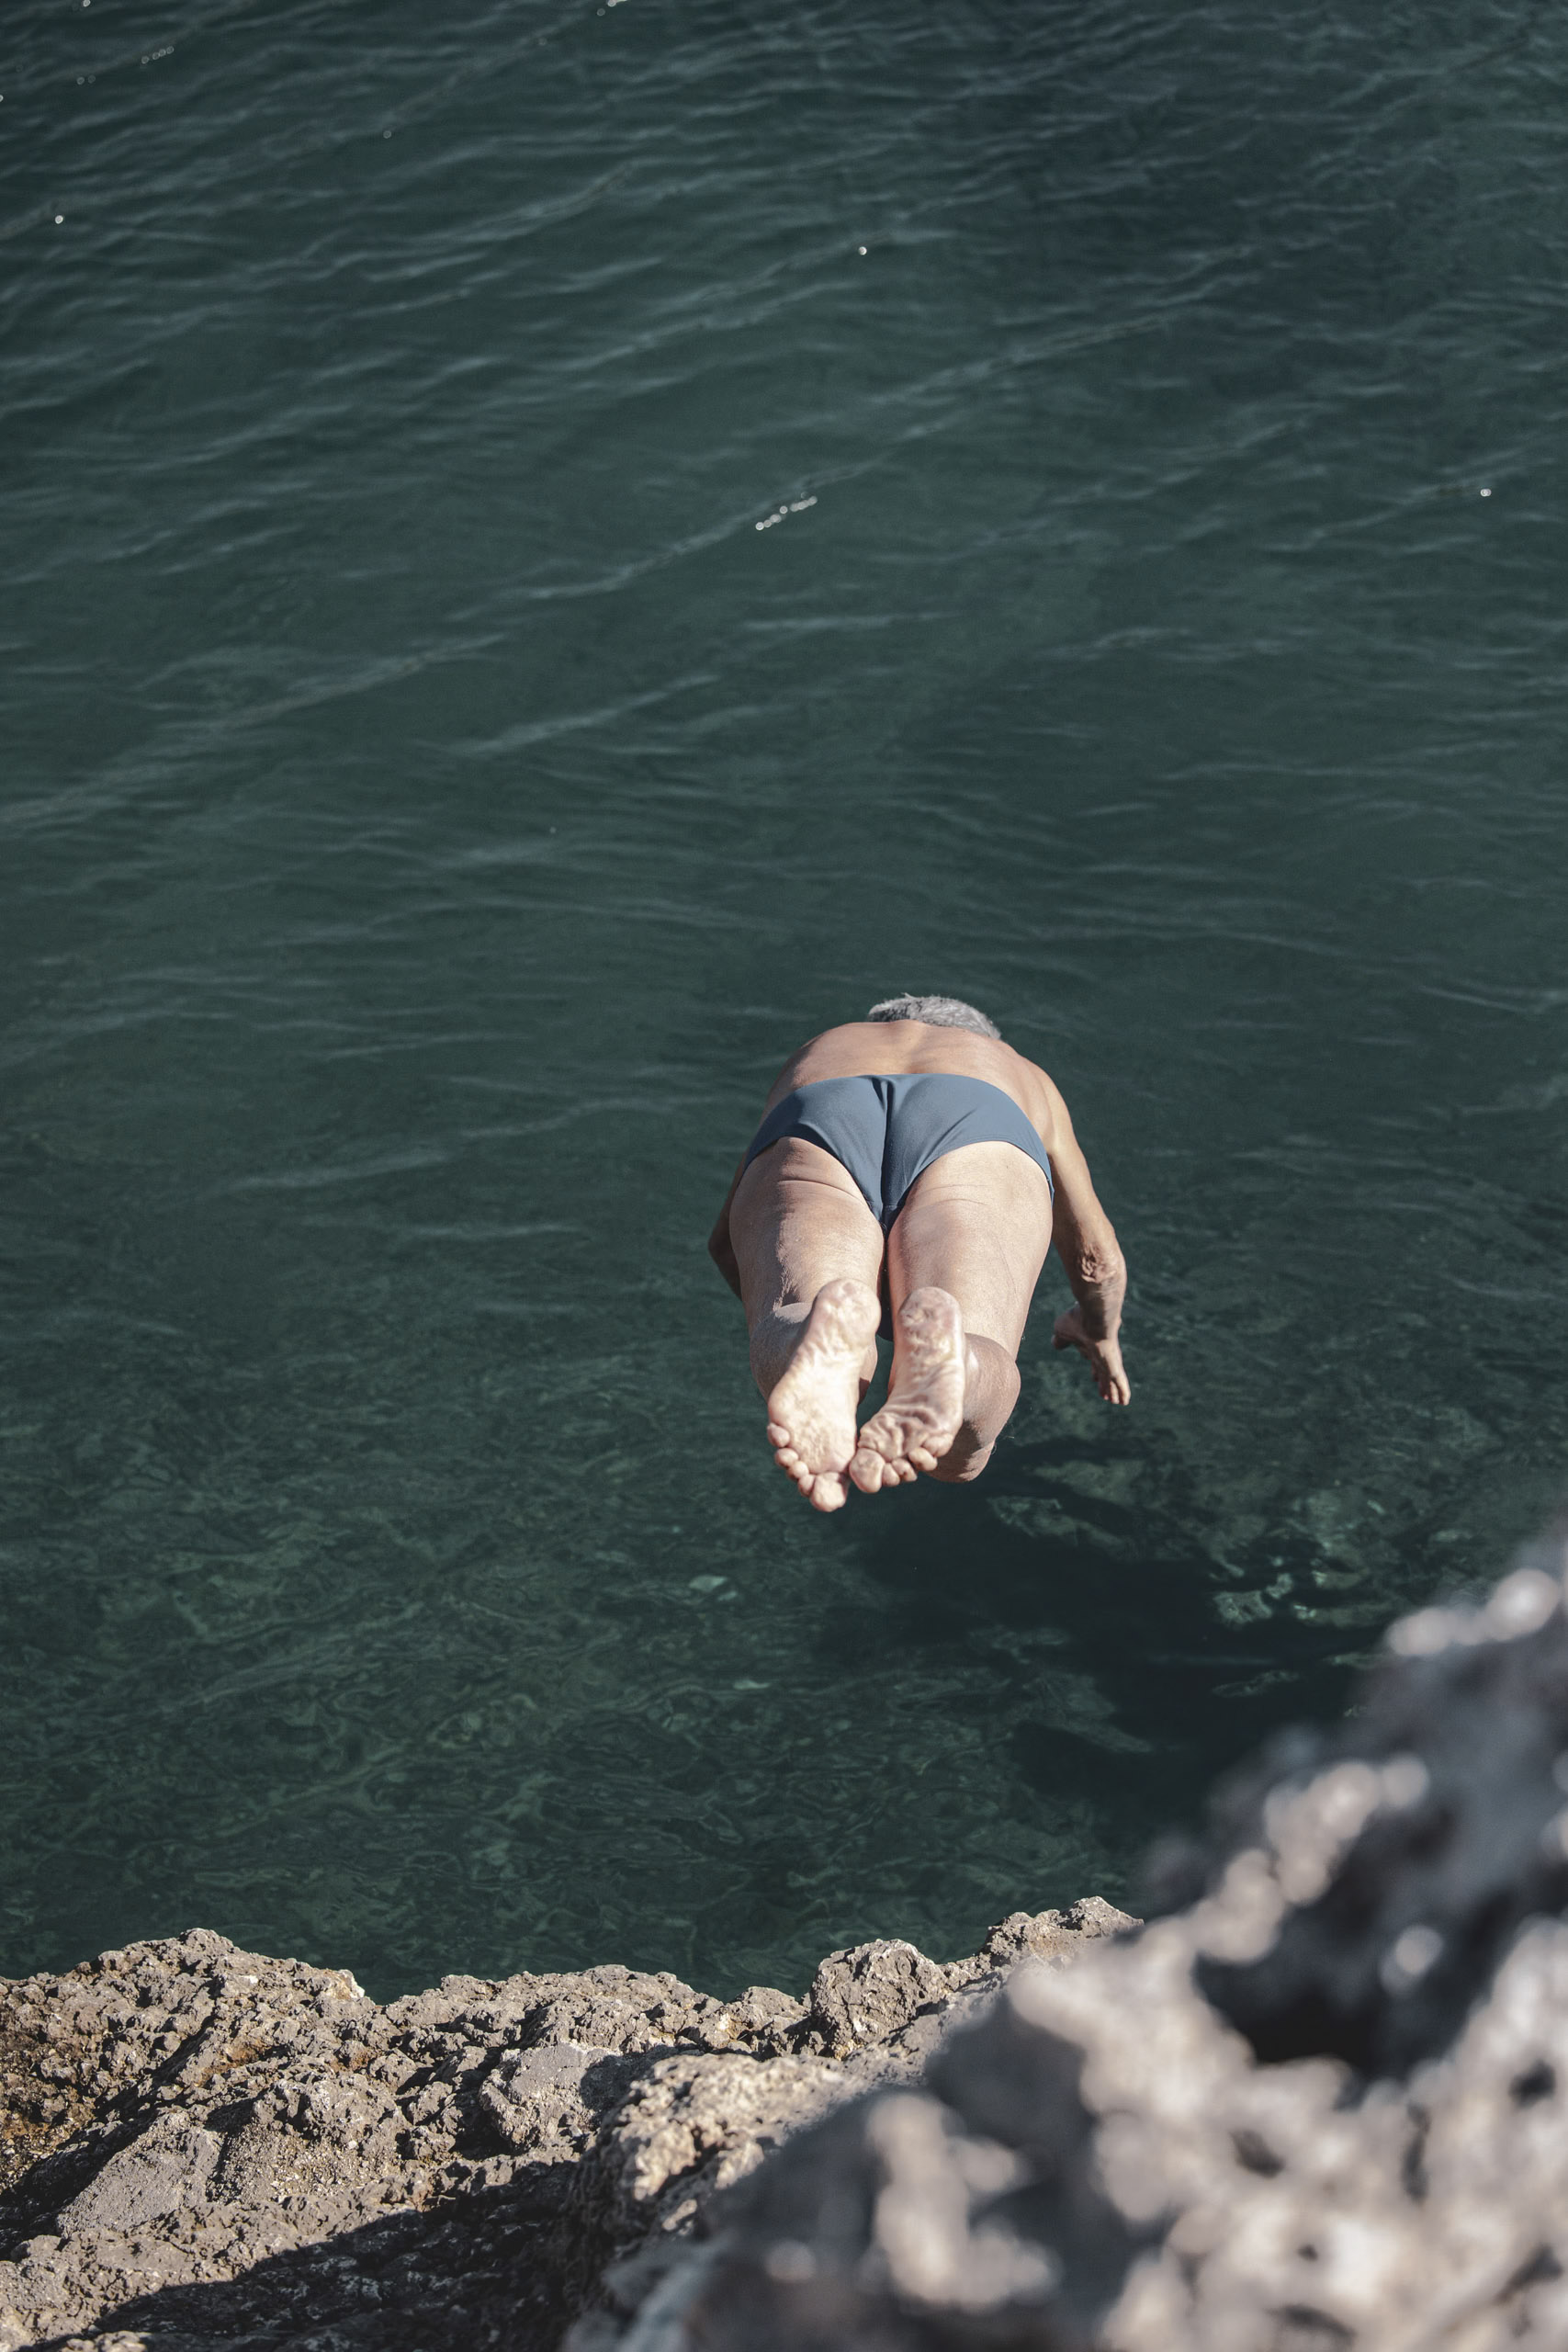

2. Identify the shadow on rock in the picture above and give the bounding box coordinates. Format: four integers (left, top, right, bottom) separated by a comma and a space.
28, 2173, 580, 2350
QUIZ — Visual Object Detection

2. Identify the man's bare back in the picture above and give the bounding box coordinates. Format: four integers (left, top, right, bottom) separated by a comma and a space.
709, 998, 1128, 1512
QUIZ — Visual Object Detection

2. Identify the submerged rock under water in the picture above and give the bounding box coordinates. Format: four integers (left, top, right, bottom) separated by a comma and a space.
6, 1523, 1568, 2350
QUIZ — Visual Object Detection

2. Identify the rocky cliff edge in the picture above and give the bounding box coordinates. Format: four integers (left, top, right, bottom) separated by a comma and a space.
0, 1897, 1132, 2349
11, 1524, 1568, 2352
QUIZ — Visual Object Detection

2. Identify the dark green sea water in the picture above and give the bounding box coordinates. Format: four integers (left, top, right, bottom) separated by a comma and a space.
3, 0, 1566, 1999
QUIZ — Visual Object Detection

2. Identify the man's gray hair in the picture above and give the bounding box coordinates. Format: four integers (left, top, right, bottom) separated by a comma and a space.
867, 993, 1002, 1039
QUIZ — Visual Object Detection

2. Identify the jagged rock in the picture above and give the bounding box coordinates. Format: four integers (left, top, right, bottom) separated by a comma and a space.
603, 1525, 1568, 2352
799, 1940, 951, 2058
979, 1897, 1136, 1975
0, 1909, 1117, 2348
479, 2044, 637, 2161
1172, 1553, 1568, 2079
597, 2052, 852, 2240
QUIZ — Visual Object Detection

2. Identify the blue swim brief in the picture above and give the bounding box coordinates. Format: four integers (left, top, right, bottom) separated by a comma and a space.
741, 1073, 1053, 1232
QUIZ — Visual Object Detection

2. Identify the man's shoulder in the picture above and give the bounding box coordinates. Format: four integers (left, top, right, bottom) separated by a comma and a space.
987, 1045, 1065, 1140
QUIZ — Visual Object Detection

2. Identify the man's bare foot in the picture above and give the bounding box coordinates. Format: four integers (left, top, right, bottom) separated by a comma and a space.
765, 1278, 881, 1513
850, 1286, 967, 1493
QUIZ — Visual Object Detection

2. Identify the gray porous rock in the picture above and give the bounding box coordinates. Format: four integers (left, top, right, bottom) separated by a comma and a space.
0, 1904, 1128, 2349
600, 1523, 1568, 2352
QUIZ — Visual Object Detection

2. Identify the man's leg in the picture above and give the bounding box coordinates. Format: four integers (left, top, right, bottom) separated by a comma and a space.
851, 1142, 1053, 1489
728, 1136, 885, 1512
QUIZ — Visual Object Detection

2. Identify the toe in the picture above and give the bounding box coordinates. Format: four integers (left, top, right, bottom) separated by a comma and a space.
850, 1449, 884, 1493
809, 1471, 849, 1511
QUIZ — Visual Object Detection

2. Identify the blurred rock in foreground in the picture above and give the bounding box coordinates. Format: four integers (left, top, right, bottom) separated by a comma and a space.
9, 1524, 1568, 2350
602, 1521, 1568, 2352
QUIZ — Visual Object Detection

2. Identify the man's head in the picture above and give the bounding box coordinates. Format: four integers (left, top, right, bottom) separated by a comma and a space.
867, 993, 1002, 1039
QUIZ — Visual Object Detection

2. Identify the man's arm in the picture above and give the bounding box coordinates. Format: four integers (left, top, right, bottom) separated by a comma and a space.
707, 1158, 746, 1299
1035, 1078, 1130, 1405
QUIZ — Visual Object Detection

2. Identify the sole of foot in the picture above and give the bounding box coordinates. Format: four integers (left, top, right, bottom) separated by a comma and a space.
850, 1286, 966, 1493
765, 1277, 881, 1512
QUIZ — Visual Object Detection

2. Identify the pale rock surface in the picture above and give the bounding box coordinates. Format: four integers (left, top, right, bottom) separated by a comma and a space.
0, 1904, 1127, 2348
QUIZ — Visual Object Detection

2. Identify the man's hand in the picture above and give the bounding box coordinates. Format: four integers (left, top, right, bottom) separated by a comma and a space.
1053, 1306, 1131, 1405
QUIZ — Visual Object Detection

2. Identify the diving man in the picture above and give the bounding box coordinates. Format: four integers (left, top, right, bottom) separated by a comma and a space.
708, 994, 1129, 1512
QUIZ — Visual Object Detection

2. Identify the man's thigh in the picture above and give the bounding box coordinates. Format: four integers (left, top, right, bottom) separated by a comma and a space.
728, 1137, 884, 1329
887, 1141, 1054, 1353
